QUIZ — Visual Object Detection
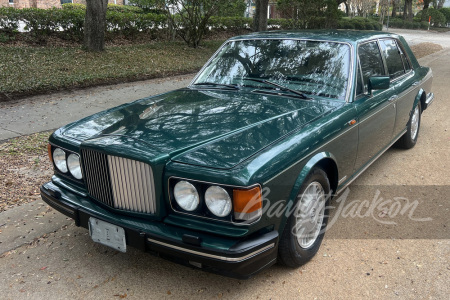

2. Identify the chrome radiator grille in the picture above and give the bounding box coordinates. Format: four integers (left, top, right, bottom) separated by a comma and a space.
81, 149, 156, 214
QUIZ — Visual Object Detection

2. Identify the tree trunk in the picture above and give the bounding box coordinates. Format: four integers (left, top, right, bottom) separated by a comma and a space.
253, 0, 269, 32
403, 0, 413, 21
423, 0, 431, 9
84, 0, 108, 52
438, 0, 445, 9
392, 0, 397, 17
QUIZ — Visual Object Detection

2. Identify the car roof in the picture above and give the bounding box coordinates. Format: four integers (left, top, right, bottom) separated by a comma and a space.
228, 30, 400, 44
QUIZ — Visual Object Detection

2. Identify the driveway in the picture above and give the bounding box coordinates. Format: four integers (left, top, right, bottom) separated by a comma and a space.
0, 29, 449, 299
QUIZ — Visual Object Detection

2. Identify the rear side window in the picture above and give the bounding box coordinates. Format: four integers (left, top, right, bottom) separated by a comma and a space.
358, 41, 384, 94
379, 39, 405, 79
397, 42, 412, 72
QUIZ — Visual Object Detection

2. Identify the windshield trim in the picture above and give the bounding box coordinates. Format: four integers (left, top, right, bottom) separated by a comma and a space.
189, 37, 355, 103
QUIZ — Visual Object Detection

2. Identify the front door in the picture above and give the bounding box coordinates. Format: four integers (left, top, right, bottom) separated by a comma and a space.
353, 40, 396, 173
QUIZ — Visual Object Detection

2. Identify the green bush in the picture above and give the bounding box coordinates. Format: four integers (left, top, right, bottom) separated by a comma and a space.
209, 16, 252, 31
58, 7, 85, 40
213, 0, 247, 17
268, 18, 293, 29
421, 21, 430, 29
108, 4, 144, 14
0, 7, 21, 35
418, 8, 446, 27
0, 7, 170, 43
439, 8, 450, 24
337, 19, 355, 29
20, 8, 62, 42
61, 3, 86, 10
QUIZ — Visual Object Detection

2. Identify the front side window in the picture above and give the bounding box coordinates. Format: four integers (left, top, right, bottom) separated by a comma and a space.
193, 39, 351, 100
380, 39, 405, 80
358, 41, 384, 94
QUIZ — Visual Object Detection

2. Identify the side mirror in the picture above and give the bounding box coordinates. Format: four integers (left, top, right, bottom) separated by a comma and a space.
368, 76, 390, 95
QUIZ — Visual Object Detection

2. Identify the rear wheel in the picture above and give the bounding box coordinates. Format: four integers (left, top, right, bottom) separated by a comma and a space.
396, 102, 421, 149
278, 168, 330, 268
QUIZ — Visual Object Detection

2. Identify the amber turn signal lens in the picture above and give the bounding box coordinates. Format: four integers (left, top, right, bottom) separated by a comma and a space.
47, 144, 53, 163
233, 187, 262, 214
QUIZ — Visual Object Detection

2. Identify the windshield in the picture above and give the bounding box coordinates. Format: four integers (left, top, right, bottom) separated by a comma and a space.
193, 39, 351, 100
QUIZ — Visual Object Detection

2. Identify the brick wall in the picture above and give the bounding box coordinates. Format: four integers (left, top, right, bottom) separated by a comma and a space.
0, 0, 11, 9
1, 0, 33, 9
37, 0, 60, 9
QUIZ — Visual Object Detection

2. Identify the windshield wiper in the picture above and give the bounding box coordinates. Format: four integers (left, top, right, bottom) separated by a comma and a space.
192, 82, 240, 90
244, 78, 309, 99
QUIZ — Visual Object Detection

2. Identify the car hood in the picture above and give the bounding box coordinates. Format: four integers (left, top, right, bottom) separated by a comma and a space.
62, 88, 340, 169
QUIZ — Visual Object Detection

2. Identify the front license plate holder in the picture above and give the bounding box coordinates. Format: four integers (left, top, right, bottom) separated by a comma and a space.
88, 217, 126, 253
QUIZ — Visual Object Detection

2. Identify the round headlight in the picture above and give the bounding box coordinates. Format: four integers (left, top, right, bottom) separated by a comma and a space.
53, 148, 67, 173
205, 186, 232, 217
174, 181, 199, 212
67, 153, 82, 180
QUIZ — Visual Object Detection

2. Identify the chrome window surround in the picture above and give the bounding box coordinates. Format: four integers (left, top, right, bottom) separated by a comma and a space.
189, 38, 355, 103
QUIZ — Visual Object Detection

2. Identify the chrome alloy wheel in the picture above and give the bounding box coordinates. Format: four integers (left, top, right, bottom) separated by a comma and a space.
411, 105, 420, 140
294, 181, 326, 249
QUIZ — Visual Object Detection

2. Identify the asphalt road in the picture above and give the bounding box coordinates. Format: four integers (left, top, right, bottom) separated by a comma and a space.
0, 30, 449, 299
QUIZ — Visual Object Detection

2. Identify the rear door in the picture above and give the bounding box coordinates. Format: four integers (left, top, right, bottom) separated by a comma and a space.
379, 38, 416, 137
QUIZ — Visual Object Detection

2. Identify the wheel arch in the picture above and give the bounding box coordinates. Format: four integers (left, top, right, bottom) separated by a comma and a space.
415, 88, 426, 113
277, 152, 338, 235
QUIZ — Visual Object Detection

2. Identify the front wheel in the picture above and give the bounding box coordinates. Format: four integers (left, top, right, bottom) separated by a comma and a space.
278, 168, 330, 268
396, 102, 421, 149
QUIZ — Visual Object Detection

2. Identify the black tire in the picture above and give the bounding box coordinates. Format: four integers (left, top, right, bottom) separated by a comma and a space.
278, 168, 331, 268
396, 102, 421, 149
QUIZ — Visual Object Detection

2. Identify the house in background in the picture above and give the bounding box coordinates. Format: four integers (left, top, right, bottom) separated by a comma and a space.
0, 0, 124, 9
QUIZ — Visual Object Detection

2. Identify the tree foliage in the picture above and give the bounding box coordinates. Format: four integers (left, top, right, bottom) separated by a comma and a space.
276, 0, 340, 29
145, 0, 247, 48
416, 7, 447, 25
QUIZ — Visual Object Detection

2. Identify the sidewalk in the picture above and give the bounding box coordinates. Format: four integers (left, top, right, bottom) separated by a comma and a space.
0, 74, 195, 142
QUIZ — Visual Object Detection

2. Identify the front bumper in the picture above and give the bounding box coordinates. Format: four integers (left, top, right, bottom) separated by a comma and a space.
40, 181, 278, 279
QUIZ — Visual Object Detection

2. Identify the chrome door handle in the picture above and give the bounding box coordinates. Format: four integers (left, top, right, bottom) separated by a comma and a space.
412, 81, 420, 86
388, 95, 398, 102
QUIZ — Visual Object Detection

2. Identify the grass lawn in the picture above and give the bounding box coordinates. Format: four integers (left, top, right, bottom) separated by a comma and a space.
0, 40, 224, 97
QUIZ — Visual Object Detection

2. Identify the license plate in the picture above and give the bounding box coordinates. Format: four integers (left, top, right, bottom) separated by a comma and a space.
88, 217, 126, 253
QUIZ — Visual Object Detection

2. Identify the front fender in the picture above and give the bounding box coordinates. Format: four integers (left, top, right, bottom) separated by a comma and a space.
277, 152, 337, 235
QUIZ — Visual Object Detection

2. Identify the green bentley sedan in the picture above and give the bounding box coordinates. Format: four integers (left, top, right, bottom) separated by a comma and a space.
41, 30, 434, 278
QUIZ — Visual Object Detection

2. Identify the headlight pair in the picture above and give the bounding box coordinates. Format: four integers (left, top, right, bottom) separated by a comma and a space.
173, 181, 232, 218
52, 147, 83, 180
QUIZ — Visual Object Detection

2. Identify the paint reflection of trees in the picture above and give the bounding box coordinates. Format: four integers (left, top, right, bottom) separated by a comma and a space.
126, 90, 328, 152
195, 39, 350, 100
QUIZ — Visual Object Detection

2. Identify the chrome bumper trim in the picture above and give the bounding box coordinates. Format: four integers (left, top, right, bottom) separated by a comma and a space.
425, 92, 434, 108
147, 238, 275, 262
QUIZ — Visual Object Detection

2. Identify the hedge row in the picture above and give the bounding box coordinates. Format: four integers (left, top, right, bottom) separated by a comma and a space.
267, 17, 382, 31
388, 18, 431, 30
0, 7, 167, 41
0, 6, 383, 43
